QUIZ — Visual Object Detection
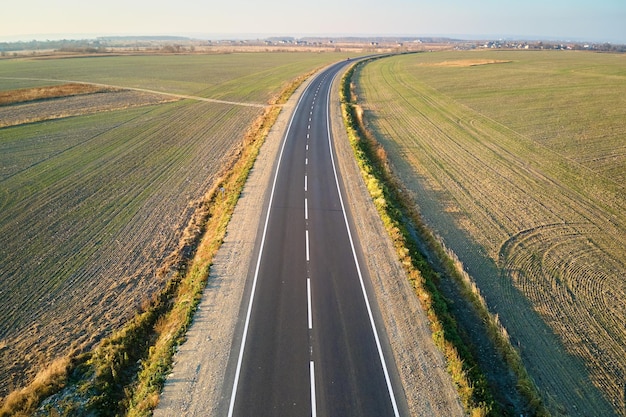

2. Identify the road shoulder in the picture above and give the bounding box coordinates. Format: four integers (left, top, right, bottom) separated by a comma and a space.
154, 73, 316, 417
328, 68, 465, 416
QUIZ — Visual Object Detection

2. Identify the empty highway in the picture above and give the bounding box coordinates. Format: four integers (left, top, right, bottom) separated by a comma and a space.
225, 61, 407, 417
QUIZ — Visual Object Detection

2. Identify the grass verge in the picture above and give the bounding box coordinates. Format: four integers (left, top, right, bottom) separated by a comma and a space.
0, 69, 316, 417
340, 58, 549, 416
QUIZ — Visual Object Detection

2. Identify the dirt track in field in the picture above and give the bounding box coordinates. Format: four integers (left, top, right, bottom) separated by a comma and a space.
0, 76, 268, 108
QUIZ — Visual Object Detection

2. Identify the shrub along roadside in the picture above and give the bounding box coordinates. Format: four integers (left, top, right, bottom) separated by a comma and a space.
0, 70, 316, 417
340, 58, 549, 416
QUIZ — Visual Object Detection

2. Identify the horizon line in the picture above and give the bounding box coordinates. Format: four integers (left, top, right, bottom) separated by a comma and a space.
1, 32, 623, 45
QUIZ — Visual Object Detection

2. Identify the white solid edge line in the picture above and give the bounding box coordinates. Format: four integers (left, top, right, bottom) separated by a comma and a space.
227, 77, 316, 417
307, 278, 313, 329
310, 361, 317, 417
325, 66, 401, 417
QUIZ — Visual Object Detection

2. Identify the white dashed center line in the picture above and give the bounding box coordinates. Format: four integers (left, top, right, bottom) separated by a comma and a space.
305, 230, 310, 262
310, 361, 317, 417
307, 278, 313, 329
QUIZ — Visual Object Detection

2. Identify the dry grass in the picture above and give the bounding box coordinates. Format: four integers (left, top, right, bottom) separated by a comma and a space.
0, 83, 111, 105
341, 62, 499, 416
420, 59, 511, 67
125, 70, 316, 416
0, 357, 72, 417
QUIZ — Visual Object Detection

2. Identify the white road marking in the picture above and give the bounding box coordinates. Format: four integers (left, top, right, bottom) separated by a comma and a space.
310, 361, 317, 417
305, 158, 308, 165
307, 278, 313, 329
305, 198, 308, 220
305, 175, 308, 192
306, 230, 310, 262
324, 72, 401, 417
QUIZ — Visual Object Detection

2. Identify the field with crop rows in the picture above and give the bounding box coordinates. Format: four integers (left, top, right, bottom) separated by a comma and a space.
355, 51, 625, 416
0, 51, 348, 397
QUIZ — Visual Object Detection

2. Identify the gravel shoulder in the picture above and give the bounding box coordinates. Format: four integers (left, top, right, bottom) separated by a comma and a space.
328, 69, 464, 416
154, 65, 464, 416
153, 75, 309, 417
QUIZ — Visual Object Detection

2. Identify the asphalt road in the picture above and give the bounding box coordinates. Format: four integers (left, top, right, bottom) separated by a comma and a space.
225, 61, 406, 417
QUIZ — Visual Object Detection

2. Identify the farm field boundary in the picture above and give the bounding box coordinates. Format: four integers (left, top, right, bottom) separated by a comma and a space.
354, 51, 625, 416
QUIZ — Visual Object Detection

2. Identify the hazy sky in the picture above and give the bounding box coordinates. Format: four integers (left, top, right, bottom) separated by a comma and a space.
3, 0, 625, 43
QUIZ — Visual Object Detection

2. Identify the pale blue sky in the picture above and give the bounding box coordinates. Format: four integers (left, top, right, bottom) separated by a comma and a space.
3, 0, 625, 43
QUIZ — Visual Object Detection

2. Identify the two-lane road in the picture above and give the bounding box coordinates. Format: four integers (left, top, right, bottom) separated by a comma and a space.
225, 61, 406, 417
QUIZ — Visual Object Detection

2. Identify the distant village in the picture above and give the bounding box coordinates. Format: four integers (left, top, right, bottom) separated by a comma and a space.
463, 39, 625, 51
1, 36, 625, 57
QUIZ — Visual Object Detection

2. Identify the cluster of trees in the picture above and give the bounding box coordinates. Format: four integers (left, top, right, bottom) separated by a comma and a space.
0, 37, 201, 56
0, 39, 105, 53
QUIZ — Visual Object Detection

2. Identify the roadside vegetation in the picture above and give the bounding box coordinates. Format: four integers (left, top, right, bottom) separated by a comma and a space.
0, 52, 348, 413
341, 58, 544, 416
351, 51, 626, 416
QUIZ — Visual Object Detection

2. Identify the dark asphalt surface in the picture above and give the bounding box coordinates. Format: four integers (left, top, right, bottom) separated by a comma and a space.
226, 61, 405, 417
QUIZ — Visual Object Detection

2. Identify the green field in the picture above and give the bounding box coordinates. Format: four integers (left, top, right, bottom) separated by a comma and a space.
0, 51, 348, 397
0, 53, 347, 102
355, 51, 626, 416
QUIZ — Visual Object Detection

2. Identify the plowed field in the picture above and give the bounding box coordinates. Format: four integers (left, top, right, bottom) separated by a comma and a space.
355, 51, 626, 416
0, 52, 349, 397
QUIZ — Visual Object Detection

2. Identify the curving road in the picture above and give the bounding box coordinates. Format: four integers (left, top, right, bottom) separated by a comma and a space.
224, 61, 408, 417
